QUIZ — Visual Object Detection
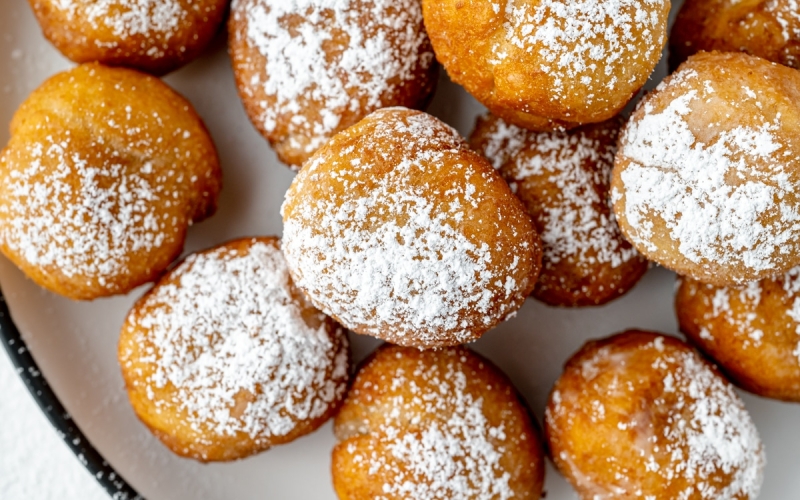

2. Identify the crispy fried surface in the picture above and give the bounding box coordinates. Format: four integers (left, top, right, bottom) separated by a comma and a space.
28, 0, 227, 75
677, 271, 800, 402
282, 108, 541, 348
671, 0, 800, 70
422, 0, 670, 128
0, 63, 221, 300
545, 331, 765, 500
332, 344, 545, 500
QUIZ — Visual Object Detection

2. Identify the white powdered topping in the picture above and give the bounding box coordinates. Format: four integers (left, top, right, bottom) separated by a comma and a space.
474, 117, 529, 170
508, 125, 638, 270
549, 336, 765, 499
661, 347, 765, 499
496, 0, 665, 100
234, 0, 433, 154
54, 0, 185, 38
283, 110, 528, 345
617, 71, 800, 275
684, 266, 800, 363
125, 241, 348, 441
766, 0, 800, 43
340, 350, 518, 500
0, 137, 165, 287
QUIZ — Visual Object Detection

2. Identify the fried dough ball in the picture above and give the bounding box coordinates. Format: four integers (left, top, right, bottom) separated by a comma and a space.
676, 269, 800, 402
281, 108, 541, 349
421, 0, 670, 130
671, 0, 800, 70
545, 331, 765, 500
229, 0, 437, 169
332, 344, 545, 500
119, 237, 350, 462
28, 0, 227, 75
612, 51, 800, 286
470, 114, 648, 307
0, 63, 221, 300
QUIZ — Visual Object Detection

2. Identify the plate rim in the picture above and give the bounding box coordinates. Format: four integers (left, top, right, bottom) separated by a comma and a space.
0, 288, 142, 500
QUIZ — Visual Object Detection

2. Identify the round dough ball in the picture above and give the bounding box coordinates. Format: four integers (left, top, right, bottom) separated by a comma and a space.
229, 0, 437, 169
28, 0, 227, 75
332, 344, 545, 500
0, 63, 221, 300
119, 237, 350, 462
612, 51, 800, 286
422, 0, 670, 130
281, 108, 541, 349
470, 113, 648, 307
671, 0, 800, 70
676, 270, 800, 402
545, 331, 765, 500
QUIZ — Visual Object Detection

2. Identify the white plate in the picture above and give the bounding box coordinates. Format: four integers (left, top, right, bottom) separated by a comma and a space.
1, 1, 798, 499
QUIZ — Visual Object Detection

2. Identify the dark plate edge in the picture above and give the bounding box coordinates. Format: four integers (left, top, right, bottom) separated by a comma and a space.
0, 292, 143, 500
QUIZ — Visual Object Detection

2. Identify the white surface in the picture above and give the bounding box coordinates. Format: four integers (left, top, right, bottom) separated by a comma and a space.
1, 1, 799, 499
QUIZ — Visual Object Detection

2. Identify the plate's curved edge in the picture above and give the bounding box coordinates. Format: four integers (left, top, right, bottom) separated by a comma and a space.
0, 291, 143, 500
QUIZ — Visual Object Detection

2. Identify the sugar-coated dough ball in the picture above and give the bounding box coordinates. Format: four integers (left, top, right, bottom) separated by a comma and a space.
281, 108, 541, 349
0, 63, 221, 300
28, 0, 228, 75
229, 0, 437, 168
471, 114, 648, 307
671, 0, 800, 70
676, 270, 800, 402
332, 344, 545, 500
612, 51, 800, 286
422, 0, 670, 130
545, 331, 765, 500
119, 237, 350, 462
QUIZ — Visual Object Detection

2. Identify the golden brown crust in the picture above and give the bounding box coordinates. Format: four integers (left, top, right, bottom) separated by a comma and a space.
0, 63, 221, 300
282, 108, 541, 348
670, 0, 800, 70
612, 51, 800, 286
228, 0, 437, 169
676, 272, 800, 402
470, 114, 648, 307
28, 0, 227, 75
545, 331, 765, 500
119, 237, 350, 462
422, 0, 670, 128
332, 344, 545, 500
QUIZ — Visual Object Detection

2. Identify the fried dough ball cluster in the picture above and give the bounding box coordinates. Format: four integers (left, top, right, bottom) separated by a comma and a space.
281, 108, 542, 349
0, 63, 221, 300
545, 331, 765, 500
422, 0, 670, 130
229, 0, 437, 169
676, 270, 800, 402
612, 51, 800, 286
470, 113, 648, 307
332, 344, 545, 500
28, 0, 227, 75
119, 237, 350, 462
671, 0, 800, 70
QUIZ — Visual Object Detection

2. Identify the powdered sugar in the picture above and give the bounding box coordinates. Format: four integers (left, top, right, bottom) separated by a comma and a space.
282, 109, 533, 346
232, 0, 433, 157
494, 118, 638, 271
0, 136, 166, 289
121, 240, 349, 446
547, 334, 765, 499
616, 68, 800, 278
336, 348, 523, 500
53, 0, 185, 38
496, 0, 667, 102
